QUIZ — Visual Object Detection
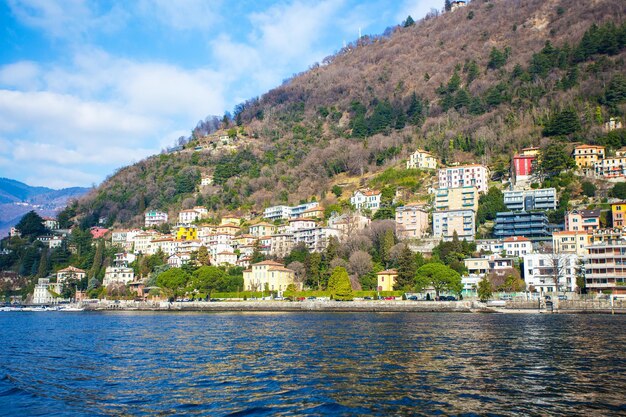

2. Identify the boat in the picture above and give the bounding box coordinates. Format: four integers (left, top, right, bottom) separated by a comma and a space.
59, 305, 85, 312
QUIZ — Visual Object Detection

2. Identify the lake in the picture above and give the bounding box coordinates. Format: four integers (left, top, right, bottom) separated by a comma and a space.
1, 312, 625, 416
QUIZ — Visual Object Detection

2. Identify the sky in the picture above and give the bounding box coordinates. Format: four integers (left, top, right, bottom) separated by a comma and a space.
0, 0, 440, 189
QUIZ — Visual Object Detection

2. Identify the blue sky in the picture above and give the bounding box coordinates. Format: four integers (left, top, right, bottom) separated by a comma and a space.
0, 0, 440, 189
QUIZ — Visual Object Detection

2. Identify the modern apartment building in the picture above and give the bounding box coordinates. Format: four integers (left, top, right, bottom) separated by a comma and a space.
432, 209, 475, 241
395, 204, 429, 239
144, 210, 168, 227
438, 165, 489, 193
565, 209, 601, 232
434, 186, 479, 211
503, 188, 557, 211
493, 211, 551, 241
584, 239, 626, 293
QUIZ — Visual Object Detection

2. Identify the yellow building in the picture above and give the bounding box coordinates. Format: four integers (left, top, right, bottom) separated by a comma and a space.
176, 226, 198, 241
521, 147, 541, 157
377, 269, 398, 292
434, 186, 478, 211
249, 222, 276, 237
302, 206, 324, 219
243, 260, 299, 292
552, 231, 590, 256
612, 202, 626, 228
573, 144, 605, 168
221, 215, 241, 226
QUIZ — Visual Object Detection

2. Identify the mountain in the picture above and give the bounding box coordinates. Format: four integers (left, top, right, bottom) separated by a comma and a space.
70, 0, 626, 228
0, 178, 90, 236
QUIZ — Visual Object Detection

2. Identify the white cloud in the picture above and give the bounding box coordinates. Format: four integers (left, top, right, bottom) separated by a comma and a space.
0, 61, 42, 91
137, 0, 223, 31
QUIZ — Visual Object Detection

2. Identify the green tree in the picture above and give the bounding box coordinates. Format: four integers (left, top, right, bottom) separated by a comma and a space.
89, 240, 104, 279
395, 245, 416, 290
539, 143, 575, 178
197, 245, 211, 266
15, 211, 48, 239
36, 247, 48, 278
543, 108, 582, 137
581, 181, 597, 197
488, 47, 507, 70
416, 263, 462, 298
403, 15, 415, 27
610, 182, 626, 199
477, 278, 493, 302
306, 252, 322, 289
251, 239, 265, 263
328, 267, 353, 301
476, 187, 506, 225
187, 266, 225, 298
380, 229, 395, 267
331, 185, 342, 198
156, 268, 190, 296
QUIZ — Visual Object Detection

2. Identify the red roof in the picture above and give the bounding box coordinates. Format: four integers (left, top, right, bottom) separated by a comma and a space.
504, 236, 529, 242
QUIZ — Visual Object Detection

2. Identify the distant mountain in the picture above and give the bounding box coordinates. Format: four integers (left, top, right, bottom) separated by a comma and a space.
0, 178, 90, 236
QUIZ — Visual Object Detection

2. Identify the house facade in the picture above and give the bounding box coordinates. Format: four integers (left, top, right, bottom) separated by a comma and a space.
377, 269, 398, 292
406, 150, 437, 170
434, 186, 478, 211
522, 253, 579, 293
350, 189, 382, 213
432, 209, 475, 241
503, 236, 532, 257
611, 202, 625, 227
493, 211, 550, 241
243, 260, 298, 292
438, 165, 489, 193
503, 188, 557, 212
56, 266, 86, 283
584, 238, 626, 293
144, 210, 168, 227
565, 209, 601, 232
395, 204, 429, 239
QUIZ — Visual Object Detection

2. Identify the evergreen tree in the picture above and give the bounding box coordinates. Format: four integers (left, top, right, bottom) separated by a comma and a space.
543, 108, 582, 136
197, 245, 211, 266
90, 240, 104, 279
416, 263, 462, 298
380, 229, 395, 267
328, 267, 353, 301
306, 252, 322, 289
444, 0, 452, 12
487, 47, 507, 70
251, 239, 265, 263
403, 15, 415, 27
476, 187, 506, 225
37, 247, 48, 278
477, 278, 493, 302
15, 211, 48, 239
539, 143, 575, 178
395, 245, 416, 290
406, 92, 425, 126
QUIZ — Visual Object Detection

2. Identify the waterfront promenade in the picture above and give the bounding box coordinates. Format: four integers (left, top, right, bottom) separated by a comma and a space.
83, 298, 626, 314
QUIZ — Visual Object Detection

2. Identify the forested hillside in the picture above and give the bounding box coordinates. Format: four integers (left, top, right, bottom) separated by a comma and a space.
70, 0, 626, 228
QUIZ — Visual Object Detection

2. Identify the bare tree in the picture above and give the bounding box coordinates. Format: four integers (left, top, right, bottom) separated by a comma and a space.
349, 251, 373, 278
287, 261, 306, 283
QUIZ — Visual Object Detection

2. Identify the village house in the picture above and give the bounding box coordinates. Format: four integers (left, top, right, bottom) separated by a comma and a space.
289, 202, 320, 219
503, 236, 533, 258
328, 212, 370, 240
288, 218, 317, 231
565, 209, 602, 232
406, 149, 437, 170
217, 223, 240, 236
42, 217, 59, 230
292, 227, 340, 252
612, 202, 625, 227
144, 210, 168, 227
178, 209, 202, 225
103, 266, 135, 286
168, 252, 192, 268
221, 215, 241, 226
114, 252, 136, 266
150, 237, 178, 256
395, 204, 429, 240
475, 238, 504, 254
350, 189, 382, 213
32, 278, 64, 304
90, 227, 109, 239
450, 0, 467, 12
243, 260, 299, 292
249, 222, 276, 237
377, 269, 398, 292
511, 153, 536, 186
595, 156, 626, 178
438, 164, 489, 193
573, 144, 605, 169
263, 205, 291, 221
56, 266, 86, 283
604, 117, 623, 132
552, 231, 590, 256
215, 251, 237, 266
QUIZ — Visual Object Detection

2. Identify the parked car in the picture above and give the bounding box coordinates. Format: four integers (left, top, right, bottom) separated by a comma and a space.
407, 295, 418, 301
558, 295, 567, 301
383, 296, 395, 301
307, 296, 316, 300
363, 296, 372, 300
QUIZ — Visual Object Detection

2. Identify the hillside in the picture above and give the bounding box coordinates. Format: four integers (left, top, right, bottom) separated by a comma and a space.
0, 178, 89, 236
70, 0, 626, 228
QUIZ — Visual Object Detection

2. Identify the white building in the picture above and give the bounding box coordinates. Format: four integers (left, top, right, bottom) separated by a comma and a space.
168, 253, 191, 268
503, 188, 557, 211
288, 218, 316, 231
270, 233, 295, 258
178, 209, 202, 225
476, 239, 504, 254
293, 227, 340, 252
144, 210, 168, 227
522, 253, 579, 293
350, 189, 382, 213
438, 165, 489, 193
328, 212, 370, 240
103, 266, 135, 286
290, 202, 319, 218
503, 236, 533, 258
56, 266, 86, 283
215, 251, 238, 266
432, 209, 475, 241
263, 205, 291, 221
406, 149, 437, 170
32, 278, 63, 304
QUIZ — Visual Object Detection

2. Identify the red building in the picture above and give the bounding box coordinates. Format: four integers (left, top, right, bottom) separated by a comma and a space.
512, 154, 536, 182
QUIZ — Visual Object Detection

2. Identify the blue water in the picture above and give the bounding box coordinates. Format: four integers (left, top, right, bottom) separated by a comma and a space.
0, 312, 625, 416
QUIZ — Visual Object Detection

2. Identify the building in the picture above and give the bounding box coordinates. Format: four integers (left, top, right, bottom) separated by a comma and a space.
512, 153, 536, 185
377, 269, 398, 292
42, 217, 59, 230
450, 0, 467, 11
432, 209, 475, 241
523, 253, 579, 293
476, 239, 504, 254
595, 156, 626, 178
328, 212, 370, 240
270, 233, 295, 258
565, 209, 601, 232
616, 147, 626, 157
438, 165, 489, 193
585, 238, 626, 293
292, 227, 340, 252
32, 278, 63, 304
144, 210, 168, 227
243, 260, 299, 292
434, 186, 479, 211
503, 188, 557, 212
503, 236, 532, 257
611, 202, 626, 228
221, 215, 241, 226
604, 117, 623, 132
406, 149, 437, 170
395, 204, 429, 239
288, 218, 317, 231
200, 176, 213, 186
176, 226, 198, 241
552, 231, 590, 256
263, 205, 291, 221
168, 253, 192, 268
350, 189, 382, 213
249, 222, 276, 237
301, 206, 324, 219
178, 209, 202, 225
493, 211, 551, 241
103, 266, 135, 286
215, 251, 237, 266
289, 202, 320, 219
573, 144, 605, 169
90, 227, 109, 239
56, 266, 86, 283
